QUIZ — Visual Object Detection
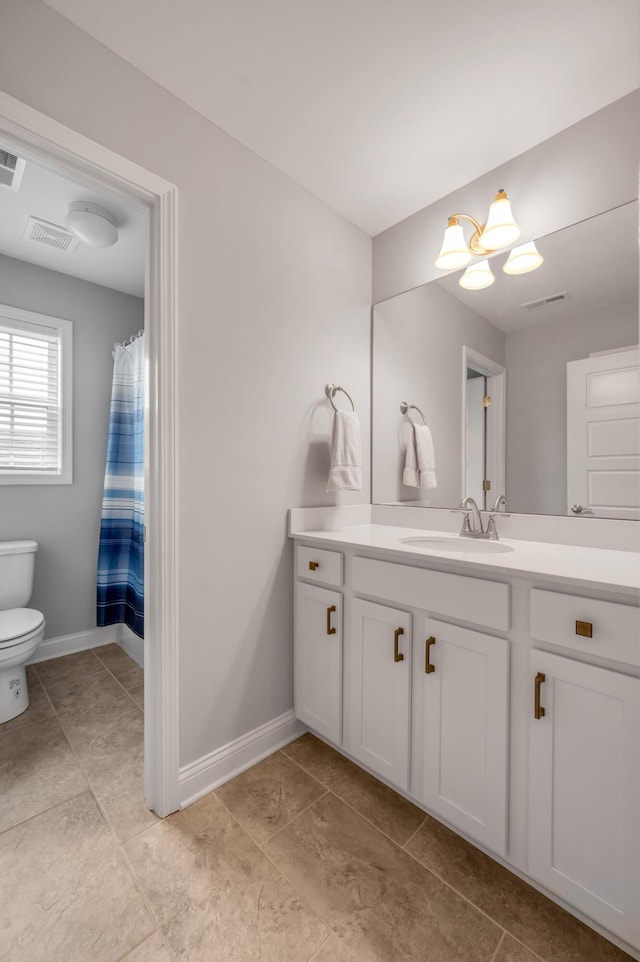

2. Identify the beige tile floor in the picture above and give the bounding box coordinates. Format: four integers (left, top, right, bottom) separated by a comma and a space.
1, 652, 635, 962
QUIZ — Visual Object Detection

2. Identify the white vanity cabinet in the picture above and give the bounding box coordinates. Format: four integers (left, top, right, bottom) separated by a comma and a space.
417, 618, 509, 855
291, 529, 640, 957
528, 588, 640, 950
528, 649, 640, 948
294, 580, 343, 744
346, 599, 412, 789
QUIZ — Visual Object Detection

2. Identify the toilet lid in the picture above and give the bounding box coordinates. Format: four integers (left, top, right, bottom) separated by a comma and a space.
0, 608, 45, 644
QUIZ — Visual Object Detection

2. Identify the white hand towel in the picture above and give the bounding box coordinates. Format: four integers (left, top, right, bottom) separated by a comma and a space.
402, 427, 419, 487
403, 423, 437, 489
327, 410, 362, 492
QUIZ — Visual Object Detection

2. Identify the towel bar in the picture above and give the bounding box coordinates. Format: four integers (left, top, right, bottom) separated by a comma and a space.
400, 400, 426, 425
325, 383, 355, 412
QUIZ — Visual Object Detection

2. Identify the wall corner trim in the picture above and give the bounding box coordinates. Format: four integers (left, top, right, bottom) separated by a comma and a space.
178, 710, 305, 809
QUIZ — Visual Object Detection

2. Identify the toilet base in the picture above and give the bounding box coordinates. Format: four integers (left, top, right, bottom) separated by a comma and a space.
0, 664, 29, 724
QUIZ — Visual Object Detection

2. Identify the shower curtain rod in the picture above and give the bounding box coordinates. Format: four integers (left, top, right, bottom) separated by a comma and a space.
115, 329, 144, 349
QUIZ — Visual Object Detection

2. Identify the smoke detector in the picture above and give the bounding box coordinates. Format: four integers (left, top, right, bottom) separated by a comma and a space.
23, 216, 79, 252
65, 202, 118, 247
0, 149, 26, 192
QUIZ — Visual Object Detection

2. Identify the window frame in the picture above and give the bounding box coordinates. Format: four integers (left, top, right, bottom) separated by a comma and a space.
0, 303, 73, 485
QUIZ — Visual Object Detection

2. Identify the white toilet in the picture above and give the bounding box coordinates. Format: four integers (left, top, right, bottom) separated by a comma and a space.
0, 540, 46, 724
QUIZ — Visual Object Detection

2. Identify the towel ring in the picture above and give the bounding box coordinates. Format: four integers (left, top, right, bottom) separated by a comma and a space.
400, 401, 426, 425
325, 383, 355, 413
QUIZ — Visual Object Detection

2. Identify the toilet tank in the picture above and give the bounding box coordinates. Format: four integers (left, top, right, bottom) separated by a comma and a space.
0, 540, 38, 608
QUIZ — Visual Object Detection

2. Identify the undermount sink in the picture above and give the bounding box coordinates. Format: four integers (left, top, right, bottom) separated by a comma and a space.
399, 536, 515, 554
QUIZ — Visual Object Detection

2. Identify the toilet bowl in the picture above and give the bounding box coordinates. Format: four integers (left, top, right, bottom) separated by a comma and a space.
0, 541, 45, 725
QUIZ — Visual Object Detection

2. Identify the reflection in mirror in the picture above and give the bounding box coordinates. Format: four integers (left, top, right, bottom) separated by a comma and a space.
372, 201, 639, 518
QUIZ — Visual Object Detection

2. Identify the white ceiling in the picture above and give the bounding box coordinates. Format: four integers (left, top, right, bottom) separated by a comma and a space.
437, 202, 638, 333
0, 154, 146, 297
43, 0, 640, 235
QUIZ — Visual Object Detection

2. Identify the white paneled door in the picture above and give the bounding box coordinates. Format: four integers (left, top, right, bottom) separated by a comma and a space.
347, 599, 412, 790
294, 582, 342, 743
419, 619, 509, 855
529, 649, 640, 948
567, 348, 639, 518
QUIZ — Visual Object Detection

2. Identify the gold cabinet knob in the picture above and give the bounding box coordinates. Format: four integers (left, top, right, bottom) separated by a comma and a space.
575, 620, 593, 638
308, 561, 319, 571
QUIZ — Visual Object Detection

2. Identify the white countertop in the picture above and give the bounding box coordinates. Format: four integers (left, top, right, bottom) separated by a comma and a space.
291, 524, 640, 596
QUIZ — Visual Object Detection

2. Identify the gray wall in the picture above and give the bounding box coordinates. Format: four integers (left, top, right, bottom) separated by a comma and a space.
373, 92, 639, 303
505, 302, 638, 515
373, 282, 505, 506
0, 254, 144, 637
0, 0, 372, 768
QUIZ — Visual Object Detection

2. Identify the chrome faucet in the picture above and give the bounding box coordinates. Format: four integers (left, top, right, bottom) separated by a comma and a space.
460, 497, 483, 535
457, 494, 509, 541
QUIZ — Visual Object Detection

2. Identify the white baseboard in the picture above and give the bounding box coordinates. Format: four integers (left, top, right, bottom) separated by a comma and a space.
27, 625, 119, 664
116, 624, 144, 668
179, 710, 305, 809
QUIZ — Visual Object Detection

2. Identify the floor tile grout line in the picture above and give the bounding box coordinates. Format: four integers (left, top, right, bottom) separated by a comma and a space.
31, 652, 166, 953
489, 930, 506, 962
500, 933, 550, 962
213, 791, 348, 961
53, 679, 176, 962
261, 788, 330, 846
283, 747, 426, 853
281, 749, 511, 948
113, 929, 171, 962
306, 931, 332, 962
0, 788, 89, 837
401, 813, 428, 851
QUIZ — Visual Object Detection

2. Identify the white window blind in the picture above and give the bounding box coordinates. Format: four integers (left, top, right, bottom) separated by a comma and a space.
0, 306, 72, 484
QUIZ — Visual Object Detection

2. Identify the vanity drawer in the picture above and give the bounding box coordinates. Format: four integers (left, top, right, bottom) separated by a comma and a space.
530, 588, 640, 666
297, 545, 344, 586
351, 557, 509, 631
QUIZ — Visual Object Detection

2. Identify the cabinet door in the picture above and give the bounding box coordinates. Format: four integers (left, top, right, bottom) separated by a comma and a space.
294, 582, 342, 743
529, 650, 640, 948
419, 618, 509, 855
347, 599, 411, 790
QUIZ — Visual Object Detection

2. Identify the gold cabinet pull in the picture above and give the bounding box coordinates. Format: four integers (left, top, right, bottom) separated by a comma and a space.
425, 636, 436, 674
534, 672, 546, 719
308, 561, 319, 571
394, 627, 404, 663
326, 605, 336, 636
576, 620, 593, 638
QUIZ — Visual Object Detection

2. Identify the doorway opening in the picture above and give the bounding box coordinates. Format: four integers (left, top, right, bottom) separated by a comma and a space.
0, 90, 179, 816
462, 345, 506, 510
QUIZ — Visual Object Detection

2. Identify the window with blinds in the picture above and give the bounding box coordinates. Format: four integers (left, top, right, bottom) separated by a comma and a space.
0, 305, 73, 484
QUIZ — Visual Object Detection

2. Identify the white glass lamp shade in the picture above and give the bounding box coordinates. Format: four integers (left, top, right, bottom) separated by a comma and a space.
434, 219, 471, 270
503, 241, 544, 275
479, 191, 520, 251
65, 202, 118, 247
459, 259, 495, 290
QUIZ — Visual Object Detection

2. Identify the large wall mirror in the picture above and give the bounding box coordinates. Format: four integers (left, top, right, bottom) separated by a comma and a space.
372, 201, 639, 519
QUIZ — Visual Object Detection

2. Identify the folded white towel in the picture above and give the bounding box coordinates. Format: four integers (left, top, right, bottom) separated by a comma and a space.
403, 423, 437, 489
327, 410, 362, 491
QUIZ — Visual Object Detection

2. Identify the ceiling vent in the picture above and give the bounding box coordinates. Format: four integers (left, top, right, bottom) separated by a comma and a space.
23, 216, 79, 253
521, 291, 571, 312
0, 149, 26, 192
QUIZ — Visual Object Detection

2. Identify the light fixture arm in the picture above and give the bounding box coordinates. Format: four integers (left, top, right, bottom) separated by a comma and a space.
448, 212, 492, 255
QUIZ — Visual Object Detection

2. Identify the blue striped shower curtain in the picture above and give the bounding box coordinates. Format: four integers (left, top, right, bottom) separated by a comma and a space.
97, 334, 145, 638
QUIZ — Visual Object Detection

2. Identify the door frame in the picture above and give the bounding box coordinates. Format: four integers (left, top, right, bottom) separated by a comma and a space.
461, 346, 506, 508
0, 90, 180, 816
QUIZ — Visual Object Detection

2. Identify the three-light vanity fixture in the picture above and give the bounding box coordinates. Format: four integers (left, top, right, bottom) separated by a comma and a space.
434, 190, 543, 290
